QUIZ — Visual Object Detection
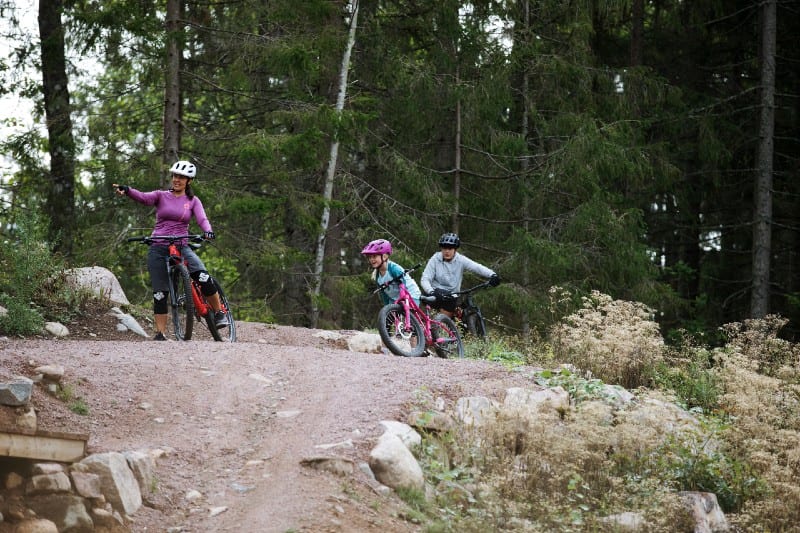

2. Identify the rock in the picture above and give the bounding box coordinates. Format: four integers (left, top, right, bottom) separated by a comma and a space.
503, 386, 571, 415
679, 491, 729, 532
80, 452, 142, 515
11, 518, 59, 533
112, 311, 148, 338
25, 473, 72, 495
454, 396, 496, 427
300, 456, 355, 476
44, 322, 69, 338
69, 470, 103, 499
0, 376, 34, 406
27, 494, 93, 533
123, 449, 156, 495
368, 432, 424, 491
16, 406, 37, 430
378, 420, 421, 449
347, 332, 383, 353
64, 266, 130, 306
33, 365, 65, 382
406, 410, 455, 433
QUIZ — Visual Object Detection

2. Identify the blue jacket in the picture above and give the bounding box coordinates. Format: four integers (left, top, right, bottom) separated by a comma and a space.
374, 261, 421, 306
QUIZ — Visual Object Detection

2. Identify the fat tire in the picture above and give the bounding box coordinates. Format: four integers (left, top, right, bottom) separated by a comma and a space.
465, 311, 487, 339
213, 280, 237, 342
203, 295, 221, 341
433, 314, 464, 358
378, 304, 426, 357
170, 264, 194, 341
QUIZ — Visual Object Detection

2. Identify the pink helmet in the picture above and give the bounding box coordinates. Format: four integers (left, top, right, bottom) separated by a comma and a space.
361, 239, 392, 255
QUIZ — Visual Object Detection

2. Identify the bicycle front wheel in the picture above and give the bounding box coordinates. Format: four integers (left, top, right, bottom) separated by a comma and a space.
433, 314, 464, 358
210, 280, 236, 342
465, 311, 487, 339
170, 264, 194, 341
378, 304, 426, 357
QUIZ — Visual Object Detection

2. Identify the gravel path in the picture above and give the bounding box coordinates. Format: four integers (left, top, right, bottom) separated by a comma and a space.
1, 321, 534, 532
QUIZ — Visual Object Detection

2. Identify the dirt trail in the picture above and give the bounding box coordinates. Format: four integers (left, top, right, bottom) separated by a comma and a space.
1, 321, 532, 532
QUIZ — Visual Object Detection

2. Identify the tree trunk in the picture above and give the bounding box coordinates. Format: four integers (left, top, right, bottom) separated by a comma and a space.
452, 70, 461, 233
311, 0, 359, 328
39, 0, 76, 256
751, 0, 776, 318
163, 0, 182, 188
520, 0, 531, 336
630, 0, 644, 66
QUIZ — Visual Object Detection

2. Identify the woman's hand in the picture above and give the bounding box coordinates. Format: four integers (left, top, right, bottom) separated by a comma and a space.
113, 183, 129, 196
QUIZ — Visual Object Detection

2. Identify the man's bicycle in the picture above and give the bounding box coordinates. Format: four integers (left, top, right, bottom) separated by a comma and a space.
451, 281, 492, 339
374, 264, 463, 358
128, 234, 236, 342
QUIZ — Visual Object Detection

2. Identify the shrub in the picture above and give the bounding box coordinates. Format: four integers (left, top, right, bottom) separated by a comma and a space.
655, 333, 722, 412
0, 210, 99, 335
0, 211, 64, 335
549, 290, 664, 389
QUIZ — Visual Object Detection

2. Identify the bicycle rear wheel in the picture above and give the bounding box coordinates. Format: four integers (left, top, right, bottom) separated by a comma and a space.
209, 280, 236, 342
378, 304, 425, 357
170, 264, 194, 340
433, 314, 464, 358
465, 311, 487, 339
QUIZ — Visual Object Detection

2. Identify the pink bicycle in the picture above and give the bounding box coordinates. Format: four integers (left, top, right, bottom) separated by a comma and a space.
374, 264, 464, 358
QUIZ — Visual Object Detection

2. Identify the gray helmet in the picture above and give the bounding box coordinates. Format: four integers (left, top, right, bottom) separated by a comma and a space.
438, 232, 460, 248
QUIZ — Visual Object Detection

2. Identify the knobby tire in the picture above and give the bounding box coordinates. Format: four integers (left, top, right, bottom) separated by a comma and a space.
433, 314, 464, 358
465, 311, 487, 339
170, 264, 194, 340
203, 291, 221, 341
209, 280, 236, 342
378, 304, 426, 357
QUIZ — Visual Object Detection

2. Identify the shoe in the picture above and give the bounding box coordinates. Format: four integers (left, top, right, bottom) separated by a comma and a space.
214, 311, 229, 328
153, 332, 167, 341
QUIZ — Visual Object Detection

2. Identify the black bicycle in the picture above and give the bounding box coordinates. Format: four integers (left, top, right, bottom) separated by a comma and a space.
450, 281, 492, 339
127, 234, 236, 342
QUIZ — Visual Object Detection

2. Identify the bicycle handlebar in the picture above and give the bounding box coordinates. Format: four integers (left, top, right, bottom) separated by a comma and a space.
127, 234, 207, 245
450, 280, 492, 297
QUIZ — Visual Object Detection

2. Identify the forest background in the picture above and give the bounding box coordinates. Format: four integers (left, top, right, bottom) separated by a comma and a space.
0, 0, 798, 342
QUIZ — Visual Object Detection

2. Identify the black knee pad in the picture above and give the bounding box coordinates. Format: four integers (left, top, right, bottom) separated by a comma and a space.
191, 270, 217, 296
153, 291, 168, 314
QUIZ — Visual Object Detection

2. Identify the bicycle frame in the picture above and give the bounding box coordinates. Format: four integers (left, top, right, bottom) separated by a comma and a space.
165, 240, 210, 319
393, 283, 439, 347
374, 264, 462, 357
453, 281, 490, 320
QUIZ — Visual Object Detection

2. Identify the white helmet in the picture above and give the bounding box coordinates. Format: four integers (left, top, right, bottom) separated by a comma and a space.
169, 160, 196, 178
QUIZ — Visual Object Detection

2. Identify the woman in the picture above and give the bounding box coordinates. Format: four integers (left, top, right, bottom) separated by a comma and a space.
114, 160, 228, 340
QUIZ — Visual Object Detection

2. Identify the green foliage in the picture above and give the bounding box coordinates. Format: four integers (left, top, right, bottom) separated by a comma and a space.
0, 300, 45, 336
0, 211, 61, 335
653, 336, 722, 413
56, 383, 90, 416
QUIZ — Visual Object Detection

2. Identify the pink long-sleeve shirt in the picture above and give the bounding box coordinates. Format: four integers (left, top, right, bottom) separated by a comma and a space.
126, 188, 212, 239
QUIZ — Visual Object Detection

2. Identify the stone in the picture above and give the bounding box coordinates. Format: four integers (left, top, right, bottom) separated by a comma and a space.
368, 432, 424, 491
80, 452, 142, 515
64, 266, 130, 306
44, 323, 69, 338
0, 377, 34, 406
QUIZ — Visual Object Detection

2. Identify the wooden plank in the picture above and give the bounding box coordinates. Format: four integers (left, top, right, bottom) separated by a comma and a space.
0, 431, 86, 462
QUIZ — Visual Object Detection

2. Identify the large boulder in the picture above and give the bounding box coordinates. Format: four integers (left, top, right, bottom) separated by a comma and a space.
64, 266, 130, 306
